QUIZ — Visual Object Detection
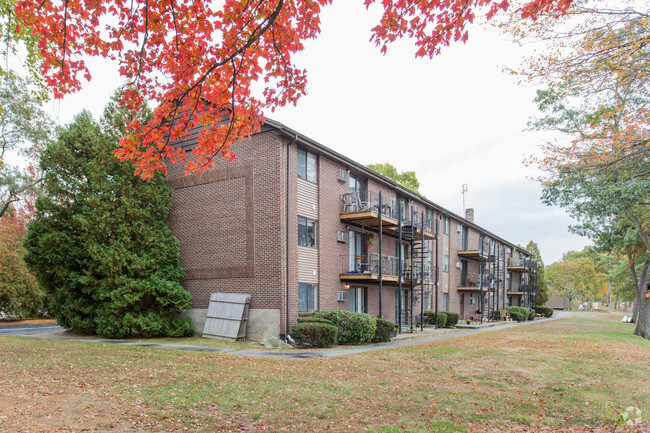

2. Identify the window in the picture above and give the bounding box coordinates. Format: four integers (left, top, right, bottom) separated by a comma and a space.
298, 216, 317, 247
349, 287, 366, 313
442, 293, 449, 311
424, 293, 432, 310
297, 148, 317, 183
443, 254, 449, 273
349, 173, 366, 196
443, 216, 450, 235
298, 283, 318, 312
426, 209, 433, 229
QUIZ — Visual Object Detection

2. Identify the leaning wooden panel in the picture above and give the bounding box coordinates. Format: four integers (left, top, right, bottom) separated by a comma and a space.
202, 292, 251, 341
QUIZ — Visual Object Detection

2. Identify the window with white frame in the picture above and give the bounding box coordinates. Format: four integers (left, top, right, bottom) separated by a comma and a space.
298, 283, 318, 312
443, 216, 450, 235
297, 148, 318, 183
442, 292, 449, 311
443, 254, 449, 273
298, 216, 317, 247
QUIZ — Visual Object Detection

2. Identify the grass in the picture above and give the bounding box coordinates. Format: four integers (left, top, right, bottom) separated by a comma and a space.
0, 312, 648, 432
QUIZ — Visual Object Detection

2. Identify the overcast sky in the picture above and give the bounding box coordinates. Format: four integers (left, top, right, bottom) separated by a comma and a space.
48, 2, 591, 264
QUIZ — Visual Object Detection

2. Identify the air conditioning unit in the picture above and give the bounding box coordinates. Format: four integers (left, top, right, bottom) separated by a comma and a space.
336, 230, 349, 243
337, 169, 349, 183
456, 225, 462, 233
337, 291, 349, 302
456, 261, 462, 269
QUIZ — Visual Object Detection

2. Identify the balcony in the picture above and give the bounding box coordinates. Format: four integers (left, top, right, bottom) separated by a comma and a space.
457, 240, 491, 261
340, 191, 399, 233
507, 258, 526, 273
457, 273, 493, 291
339, 254, 436, 285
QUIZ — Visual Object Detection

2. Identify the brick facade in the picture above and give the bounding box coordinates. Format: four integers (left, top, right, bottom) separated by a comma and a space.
168, 120, 535, 338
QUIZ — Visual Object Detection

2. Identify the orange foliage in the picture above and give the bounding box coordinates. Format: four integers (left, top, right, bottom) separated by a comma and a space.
15, 0, 573, 178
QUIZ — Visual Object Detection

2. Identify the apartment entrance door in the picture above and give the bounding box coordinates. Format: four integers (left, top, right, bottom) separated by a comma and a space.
349, 287, 366, 313
395, 289, 406, 327
349, 231, 367, 272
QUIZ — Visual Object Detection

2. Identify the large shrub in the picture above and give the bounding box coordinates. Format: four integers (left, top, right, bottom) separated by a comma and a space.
527, 308, 536, 321
0, 216, 44, 318
297, 316, 333, 325
436, 312, 448, 328
423, 311, 437, 325
442, 311, 459, 327
533, 306, 554, 318
505, 307, 527, 322
24, 98, 193, 338
372, 318, 395, 343
311, 310, 377, 345
291, 322, 338, 347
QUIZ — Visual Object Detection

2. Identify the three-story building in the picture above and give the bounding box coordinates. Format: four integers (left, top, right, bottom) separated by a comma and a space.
167, 119, 538, 339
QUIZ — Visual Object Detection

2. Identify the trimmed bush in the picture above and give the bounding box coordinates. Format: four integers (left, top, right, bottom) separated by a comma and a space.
505, 306, 533, 322
297, 316, 333, 325
533, 306, 554, 318
290, 322, 338, 347
527, 308, 536, 321
372, 318, 395, 343
423, 311, 437, 325
506, 309, 526, 322
442, 311, 459, 327
311, 310, 377, 345
436, 312, 448, 328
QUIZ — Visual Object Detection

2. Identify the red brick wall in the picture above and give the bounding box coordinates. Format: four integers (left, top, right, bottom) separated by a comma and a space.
167, 130, 285, 314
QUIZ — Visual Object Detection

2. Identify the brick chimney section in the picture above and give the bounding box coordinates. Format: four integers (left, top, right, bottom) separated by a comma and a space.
465, 208, 474, 222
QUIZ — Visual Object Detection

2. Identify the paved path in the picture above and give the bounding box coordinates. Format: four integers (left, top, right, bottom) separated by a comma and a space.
3, 312, 568, 359
0, 323, 66, 336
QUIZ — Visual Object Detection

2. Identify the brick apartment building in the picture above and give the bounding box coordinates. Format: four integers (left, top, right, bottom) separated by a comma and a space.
167, 119, 538, 339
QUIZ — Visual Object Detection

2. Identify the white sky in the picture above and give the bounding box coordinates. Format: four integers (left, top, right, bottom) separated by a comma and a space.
46, 2, 590, 264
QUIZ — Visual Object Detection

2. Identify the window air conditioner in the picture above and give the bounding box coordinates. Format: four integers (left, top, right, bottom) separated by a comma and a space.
337, 291, 349, 302
456, 261, 462, 269
336, 231, 349, 243
337, 169, 349, 183
456, 225, 462, 233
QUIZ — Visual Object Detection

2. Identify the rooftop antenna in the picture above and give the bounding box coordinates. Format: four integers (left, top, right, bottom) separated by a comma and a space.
461, 184, 468, 212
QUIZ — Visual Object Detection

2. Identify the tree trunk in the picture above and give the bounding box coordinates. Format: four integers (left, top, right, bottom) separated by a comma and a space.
632, 262, 649, 340
629, 256, 639, 323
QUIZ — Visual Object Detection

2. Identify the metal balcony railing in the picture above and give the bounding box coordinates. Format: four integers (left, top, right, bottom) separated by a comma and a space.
508, 257, 526, 267
459, 273, 491, 287
341, 253, 399, 276
341, 254, 436, 281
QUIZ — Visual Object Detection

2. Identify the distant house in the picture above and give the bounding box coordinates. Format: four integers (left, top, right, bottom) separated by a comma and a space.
167, 118, 538, 339
546, 295, 571, 310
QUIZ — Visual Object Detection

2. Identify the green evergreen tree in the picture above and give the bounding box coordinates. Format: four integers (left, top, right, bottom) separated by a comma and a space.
25, 98, 192, 338
525, 240, 549, 306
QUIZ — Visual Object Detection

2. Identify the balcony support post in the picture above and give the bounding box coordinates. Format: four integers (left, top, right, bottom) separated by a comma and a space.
434, 218, 439, 329
420, 210, 425, 331
378, 191, 383, 319
397, 199, 403, 333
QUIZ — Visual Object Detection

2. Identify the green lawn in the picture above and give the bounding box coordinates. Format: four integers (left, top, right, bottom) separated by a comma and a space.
0, 312, 647, 432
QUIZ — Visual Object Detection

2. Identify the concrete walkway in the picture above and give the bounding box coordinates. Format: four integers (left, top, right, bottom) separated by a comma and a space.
5, 312, 568, 359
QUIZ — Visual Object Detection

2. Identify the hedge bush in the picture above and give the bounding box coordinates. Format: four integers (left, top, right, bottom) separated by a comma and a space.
505, 307, 528, 322
311, 310, 377, 345
372, 318, 395, 343
436, 312, 448, 328
442, 311, 459, 327
527, 308, 536, 321
505, 306, 534, 321
533, 306, 554, 318
297, 316, 333, 325
290, 322, 338, 347
423, 311, 437, 325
